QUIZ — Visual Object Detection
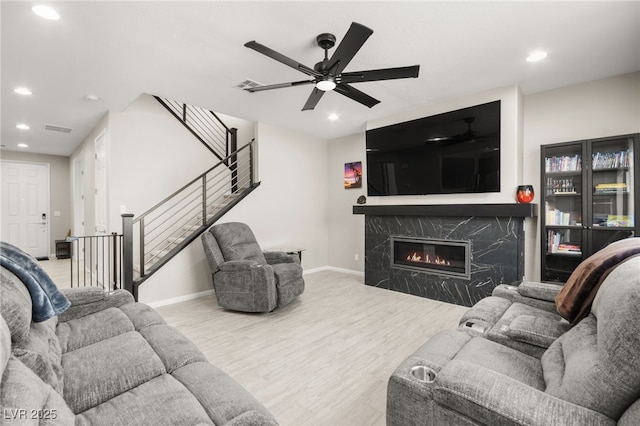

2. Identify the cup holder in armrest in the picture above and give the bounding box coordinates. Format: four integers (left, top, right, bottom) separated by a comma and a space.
462, 320, 487, 334
411, 365, 437, 383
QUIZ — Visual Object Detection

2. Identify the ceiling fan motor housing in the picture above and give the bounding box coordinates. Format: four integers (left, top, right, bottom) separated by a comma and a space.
315, 33, 336, 74
316, 33, 336, 50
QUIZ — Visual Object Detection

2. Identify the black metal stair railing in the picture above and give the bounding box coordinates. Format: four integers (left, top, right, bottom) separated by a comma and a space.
122, 141, 259, 300
154, 96, 235, 162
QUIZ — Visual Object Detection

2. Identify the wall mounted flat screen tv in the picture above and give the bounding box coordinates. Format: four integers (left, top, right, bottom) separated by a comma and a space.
366, 100, 501, 196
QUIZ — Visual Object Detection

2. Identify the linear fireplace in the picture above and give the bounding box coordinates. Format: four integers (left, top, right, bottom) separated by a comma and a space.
354, 204, 537, 307
392, 237, 470, 279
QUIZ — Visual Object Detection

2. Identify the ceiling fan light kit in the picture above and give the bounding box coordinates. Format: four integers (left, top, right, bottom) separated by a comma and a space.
244, 22, 420, 111
316, 79, 336, 91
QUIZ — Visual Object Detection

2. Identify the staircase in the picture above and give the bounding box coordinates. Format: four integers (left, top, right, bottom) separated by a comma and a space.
120, 98, 259, 300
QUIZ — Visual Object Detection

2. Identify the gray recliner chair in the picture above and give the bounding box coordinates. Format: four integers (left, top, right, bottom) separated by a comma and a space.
387, 254, 640, 426
458, 237, 640, 358
201, 222, 304, 312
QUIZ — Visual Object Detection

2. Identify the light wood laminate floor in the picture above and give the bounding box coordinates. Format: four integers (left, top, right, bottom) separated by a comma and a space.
155, 270, 468, 426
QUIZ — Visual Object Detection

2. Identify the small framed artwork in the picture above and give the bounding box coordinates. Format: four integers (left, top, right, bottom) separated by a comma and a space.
344, 161, 362, 189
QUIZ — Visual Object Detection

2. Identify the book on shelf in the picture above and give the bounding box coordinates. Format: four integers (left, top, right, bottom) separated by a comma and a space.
594, 182, 628, 194
605, 215, 634, 227
547, 230, 581, 254
557, 242, 581, 252
545, 154, 581, 172
592, 150, 630, 169
545, 208, 572, 226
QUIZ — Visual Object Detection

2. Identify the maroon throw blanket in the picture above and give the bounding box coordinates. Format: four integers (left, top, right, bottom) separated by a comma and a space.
556, 237, 640, 324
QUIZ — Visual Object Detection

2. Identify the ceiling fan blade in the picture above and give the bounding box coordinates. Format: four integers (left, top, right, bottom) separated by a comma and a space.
302, 87, 325, 111
244, 80, 315, 93
245, 41, 321, 78
340, 65, 420, 83
327, 22, 373, 75
334, 83, 380, 108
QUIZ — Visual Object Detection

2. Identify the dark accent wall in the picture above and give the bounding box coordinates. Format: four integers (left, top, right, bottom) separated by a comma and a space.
363, 214, 526, 307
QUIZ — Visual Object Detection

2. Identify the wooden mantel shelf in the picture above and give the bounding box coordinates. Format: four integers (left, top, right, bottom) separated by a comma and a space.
352, 203, 538, 218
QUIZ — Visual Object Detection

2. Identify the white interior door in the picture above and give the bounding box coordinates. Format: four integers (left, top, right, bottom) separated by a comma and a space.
95, 131, 108, 235
72, 151, 85, 237
1, 161, 50, 258
94, 131, 108, 284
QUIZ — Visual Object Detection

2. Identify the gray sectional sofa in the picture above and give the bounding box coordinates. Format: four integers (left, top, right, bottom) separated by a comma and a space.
0, 244, 277, 425
387, 248, 640, 425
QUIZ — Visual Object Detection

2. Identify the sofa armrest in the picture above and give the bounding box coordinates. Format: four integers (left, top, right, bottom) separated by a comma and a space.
492, 282, 559, 313
219, 260, 261, 272
58, 288, 134, 322
517, 280, 562, 302
506, 314, 571, 348
263, 251, 300, 265
433, 360, 615, 426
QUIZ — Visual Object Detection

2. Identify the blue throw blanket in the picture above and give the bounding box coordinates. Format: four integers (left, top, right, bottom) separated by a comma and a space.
0, 241, 70, 322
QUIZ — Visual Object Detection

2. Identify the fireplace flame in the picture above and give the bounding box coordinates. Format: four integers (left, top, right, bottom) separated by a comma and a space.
406, 252, 451, 266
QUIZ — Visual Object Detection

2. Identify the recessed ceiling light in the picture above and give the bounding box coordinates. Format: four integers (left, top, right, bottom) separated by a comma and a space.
16, 123, 30, 130
84, 94, 100, 102
328, 113, 339, 121
526, 50, 548, 62
17, 143, 29, 149
32, 5, 60, 20
14, 87, 33, 96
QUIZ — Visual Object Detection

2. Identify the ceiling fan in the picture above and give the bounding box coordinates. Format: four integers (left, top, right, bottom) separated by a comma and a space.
243, 22, 420, 111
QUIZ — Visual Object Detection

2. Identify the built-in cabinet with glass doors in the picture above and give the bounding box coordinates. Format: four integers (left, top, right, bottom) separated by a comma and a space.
541, 134, 639, 282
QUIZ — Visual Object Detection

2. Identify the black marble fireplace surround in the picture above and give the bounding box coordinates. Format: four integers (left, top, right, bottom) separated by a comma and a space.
353, 204, 537, 307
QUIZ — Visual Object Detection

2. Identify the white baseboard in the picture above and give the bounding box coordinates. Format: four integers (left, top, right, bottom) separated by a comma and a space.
146, 289, 214, 309
147, 266, 363, 308
304, 266, 364, 277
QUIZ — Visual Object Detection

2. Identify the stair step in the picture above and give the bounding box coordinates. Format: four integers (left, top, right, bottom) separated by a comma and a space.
168, 236, 186, 244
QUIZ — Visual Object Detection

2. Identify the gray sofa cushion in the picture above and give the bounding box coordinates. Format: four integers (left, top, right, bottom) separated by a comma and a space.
506, 314, 570, 348
57, 307, 135, 353
455, 337, 545, 390
542, 256, 640, 419
202, 230, 225, 274
0, 316, 75, 425
63, 330, 167, 413
12, 317, 64, 393
212, 222, 267, 264
172, 362, 278, 426
1, 267, 33, 344
58, 288, 135, 322
2, 268, 65, 393
74, 373, 217, 425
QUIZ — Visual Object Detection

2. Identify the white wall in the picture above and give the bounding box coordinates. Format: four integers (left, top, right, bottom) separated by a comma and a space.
327, 133, 366, 273
108, 94, 229, 231
0, 151, 71, 255
523, 71, 640, 280
213, 122, 329, 269
139, 121, 330, 304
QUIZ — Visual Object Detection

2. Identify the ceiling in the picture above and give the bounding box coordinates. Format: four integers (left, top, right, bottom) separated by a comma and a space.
2, 1, 639, 157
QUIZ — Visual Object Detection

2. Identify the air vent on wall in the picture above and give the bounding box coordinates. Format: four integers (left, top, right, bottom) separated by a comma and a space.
236, 79, 263, 90
43, 124, 73, 133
